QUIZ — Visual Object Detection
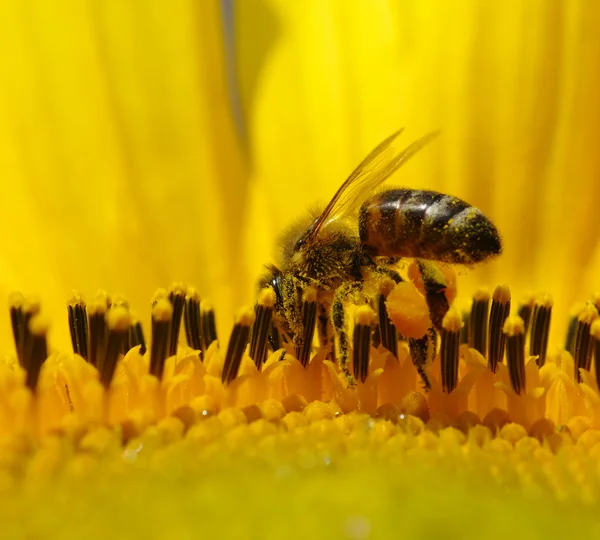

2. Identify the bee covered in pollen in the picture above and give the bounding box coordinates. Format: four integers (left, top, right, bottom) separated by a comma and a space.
256, 129, 502, 389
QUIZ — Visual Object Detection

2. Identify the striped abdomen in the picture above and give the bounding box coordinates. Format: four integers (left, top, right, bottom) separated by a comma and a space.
359, 189, 501, 264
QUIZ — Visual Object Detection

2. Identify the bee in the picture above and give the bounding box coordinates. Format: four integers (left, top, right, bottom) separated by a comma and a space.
259, 129, 502, 388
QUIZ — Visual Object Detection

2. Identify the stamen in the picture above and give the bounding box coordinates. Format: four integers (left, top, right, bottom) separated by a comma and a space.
459, 311, 469, 345
20, 296, 41, 371
377, 279, 398, 359
440, 307, 462, 393
168, 282, 186, 357
100, 307, 131, 388
151, 288, 168, 306
128, 313, 147, 355
149, 298, 173, 380
487, 285, 511, 373
110, 295, 130, 354
352, 305, 375, 383
590, 319, 600, 390
8, 292, 25, 365
468, 288, 490, 355
184, 288, 203, 354
565, 303, 585, 355
88, 296, 108, 368
67, 292, 89, 360
503, 316, 526, 395
250, 287, 276, 368
201, 301, 218, 349
529, 294, 553, 367
24, 314, 49, 392
295, 287, 318, 367
222, 307, 255, 385
517, 294, 535, 335
573, 304, 598, 382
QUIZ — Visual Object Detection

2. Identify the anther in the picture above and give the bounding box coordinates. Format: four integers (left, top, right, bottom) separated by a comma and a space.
352, 305, 375, 383
149, 298, 173, 380
295, 287, 318, 367
468, 288, 490, 355
88, 296, 108, 368
151, 288, 168, 306
487, 285, 511, 373
590, 320, 600, 390
20, 296, 42, 371
459, 311, 469, 345
572, 304, 598, 382
128, 313, 147, 355
184, 288, 203, 353
529, 294, 553, 367
503, 316, 526, 395
377, 279, 398, 358
109, 295, 130, 354
440, 307, 462, 393
517, 294, 535, 335
250, 287, 277, 368
67, 292, 89, 360
201, 301, 218, 350
222, 307, 255, 385
565, 303, 585, 355
8, 292, 25, 365
24, 314, 49, 392
100, 307, 131, 388
168, 282, 186, 357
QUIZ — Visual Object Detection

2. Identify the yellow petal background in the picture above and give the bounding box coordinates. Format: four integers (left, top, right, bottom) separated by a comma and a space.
0, 0, 599, 353
0, 0, 248, 351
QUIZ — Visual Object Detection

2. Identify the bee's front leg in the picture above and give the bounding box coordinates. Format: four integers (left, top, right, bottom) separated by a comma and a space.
331, 282, 364, 381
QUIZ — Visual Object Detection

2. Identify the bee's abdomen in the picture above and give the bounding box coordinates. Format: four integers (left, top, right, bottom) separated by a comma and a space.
359, 189, 502, 264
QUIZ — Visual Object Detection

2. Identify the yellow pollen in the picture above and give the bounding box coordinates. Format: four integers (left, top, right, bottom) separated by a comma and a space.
473, 287, 490, 302
492, 284, 511, 304
236, 306, 256, 327
106, 306, 131, 332
152, 298, 173, 321
503, 315, 525, 336
258, 286, 277, 308
442, 307, 462, 332
302, 286, 317, 304
355, 305, 375, 326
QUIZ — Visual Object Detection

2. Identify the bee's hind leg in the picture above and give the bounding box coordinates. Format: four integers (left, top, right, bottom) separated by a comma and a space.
407, 260, 451, 391
416, 260, 450, 332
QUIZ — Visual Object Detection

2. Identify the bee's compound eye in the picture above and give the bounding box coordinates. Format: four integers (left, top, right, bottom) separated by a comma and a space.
294, 237, 305, 251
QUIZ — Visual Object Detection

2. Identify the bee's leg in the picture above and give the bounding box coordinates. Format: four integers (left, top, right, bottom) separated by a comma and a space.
407, 330, 436, 391
369, 263, 404, 355
331, 282, 364, 380
416, 260, 450, 332
403, 260, 449, 391
317, 303, 336, 361
371, 265, 403, 284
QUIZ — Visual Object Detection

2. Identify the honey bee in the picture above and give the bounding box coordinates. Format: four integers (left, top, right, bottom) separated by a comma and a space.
259, 129, 502, 388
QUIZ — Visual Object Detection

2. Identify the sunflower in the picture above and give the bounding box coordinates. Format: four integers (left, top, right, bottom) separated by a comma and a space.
1, 1, 600, 538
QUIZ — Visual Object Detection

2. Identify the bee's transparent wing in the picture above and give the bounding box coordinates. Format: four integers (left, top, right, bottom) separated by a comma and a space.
306, 130, 440, 243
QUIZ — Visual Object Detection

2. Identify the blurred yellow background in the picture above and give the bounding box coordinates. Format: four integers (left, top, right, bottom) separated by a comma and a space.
0, 0, 599, 352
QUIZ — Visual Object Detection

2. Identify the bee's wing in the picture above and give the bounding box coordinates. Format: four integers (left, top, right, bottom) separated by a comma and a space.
306, 130, 440, 242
